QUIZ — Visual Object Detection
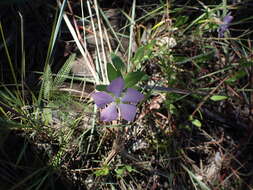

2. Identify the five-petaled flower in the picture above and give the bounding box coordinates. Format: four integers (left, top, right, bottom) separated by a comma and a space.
218, 12, 233, 38
91, 77, 144, 122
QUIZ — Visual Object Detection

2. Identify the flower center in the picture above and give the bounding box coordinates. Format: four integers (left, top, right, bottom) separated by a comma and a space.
115, 97, 121, 104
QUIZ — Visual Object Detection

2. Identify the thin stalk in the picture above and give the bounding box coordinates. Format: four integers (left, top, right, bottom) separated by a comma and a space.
46, 0, 67, 65
0, 22, 17, 85
127, 0, 136, 71
18, 11, 25, 100
94, 0, 108, 83
87, 0, 105, 82
63, 13, 99, 83
80, 0, 96, 72
86, 104, 97, 154
99, 8, 124, 51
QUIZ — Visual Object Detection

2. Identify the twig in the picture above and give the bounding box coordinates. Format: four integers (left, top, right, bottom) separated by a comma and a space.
103, 127, 125, 166
191, 76, 230, 117
145, 85, 208, 95
91, 127, 125, 189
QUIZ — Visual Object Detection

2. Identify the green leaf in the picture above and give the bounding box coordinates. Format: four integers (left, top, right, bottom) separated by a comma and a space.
124, 71, 145, 88
132, 46, 145, 64
210, 95, 228, 101
115, 168, 125, 176
111, 53, 126, 73
94, 166, 110, 177
181, 163, 211, 190
96, 85, 107, 91
168, 104, 177, 114
53, 53, 76, 88
0, 117, 30, 129
226, 60, 252, 84
42, 108, 53, 125
115, 165, 133, 177
175, 16, 189, 27
191, 119, 202, 128
125, 165, 133, 172
132, 41, 155, 65
42, 64, 53, 100
107, 62, 122, 82
240, 60, 253, 68
226, 70, 247, 84
174, 49, 215, 65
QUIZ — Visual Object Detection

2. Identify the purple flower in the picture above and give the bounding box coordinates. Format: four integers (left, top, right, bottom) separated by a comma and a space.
218, 13, 233, 37
91, 77, 144, 122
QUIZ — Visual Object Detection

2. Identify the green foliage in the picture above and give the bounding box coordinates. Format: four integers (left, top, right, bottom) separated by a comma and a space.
0, 22, 17, 85
173, 48, 215, 65
53, 54, 76, 87
225, 61, 252, 84
40, 54, 76, 101
191, 119, 202, 128
111, 53, 127, 74
45, 0, 67, 66
0, 1, 252, 189
115, 165, 133, 177
226, 70, 247, 84
167, 103, 177, 115
174, 15, 189, 27
42, 107, 53, 126
189, 116, 202, 128
107, 53, 127, 82
42, 64, 53, 100
0, 117, 28, 129
96, 84, 107, 91
131, 40, 155, 67
210, 95, 228, 101
94, 165, 110, 177
181, 163, 211, 190
107, 62, 122, 82
124, 71, 146, 88
102, 54, 144, 89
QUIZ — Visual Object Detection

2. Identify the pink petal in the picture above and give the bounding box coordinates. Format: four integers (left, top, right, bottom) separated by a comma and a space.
119, 103, 137, 121
121, 88, 144, 103
107, 77, 124, 97
91, 92, 114, 108
100, 103, 118, 122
